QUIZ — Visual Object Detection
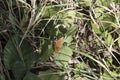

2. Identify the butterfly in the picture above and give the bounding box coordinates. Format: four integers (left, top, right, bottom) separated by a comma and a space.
54, 37, 64, 53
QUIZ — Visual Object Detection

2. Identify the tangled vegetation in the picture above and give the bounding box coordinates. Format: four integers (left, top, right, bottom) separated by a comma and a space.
0, 0, 120, 80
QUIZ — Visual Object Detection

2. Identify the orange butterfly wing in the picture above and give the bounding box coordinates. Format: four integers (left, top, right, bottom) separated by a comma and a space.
54, 37, 64, 53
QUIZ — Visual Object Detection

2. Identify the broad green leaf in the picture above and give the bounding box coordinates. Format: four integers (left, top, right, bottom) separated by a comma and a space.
66, 10, 76, 19
4, 35, 21, 69
63, 10, 76, 27
64, 18, 74, 25
105, 33, 113, 46
91, 22, 101, 34
42, 6, 61, 17
95, 38, 101, 46
95, 0, 111, 6
106, 57, 113, 64
94, 7, 104, 19
102, 14, 116, 23
24, 72, 41, 80
4, 35, 37, 80
103, 71, 114, 80
64, 36, 73, 44
21, 39, 38, 69
111, 70, 120, 78
4, 35, 37, 69
12, 61, 26, 80
76, 62, 87, 70
101, 15, 116, 31
54, 46, 73, 66
40, 39, 53, 61
101, 21, 117, 28
104, 31, 108, 38
65, 25, 77, 37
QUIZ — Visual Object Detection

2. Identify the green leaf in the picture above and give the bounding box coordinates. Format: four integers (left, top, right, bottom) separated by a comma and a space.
64, 36, 73, 44
12, 61, 26, 80
91, 22, 101, 34
62, 10, 76, 27
54, 46, 73, 66
105, 33, 113, 46
103, 71, 114, 80
95, 0, 110, 6
4, 35, 21, 69
94, 7, 104, 19
3, 35, 37, 80
95, 38, 101, 46
42, 6, 61, 17
76, 62, 87, 70
64, 18, 74, 25
101, 15, 116, 31
4, 35, 36, 70
66, 10, 76, 19
21, 39, 38, 69
24, 72, 41, 80
65, 25, 77, 37
40, 39, 53, 61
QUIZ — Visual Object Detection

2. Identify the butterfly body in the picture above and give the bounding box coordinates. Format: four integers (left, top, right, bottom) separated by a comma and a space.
54, 37, 64, 53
